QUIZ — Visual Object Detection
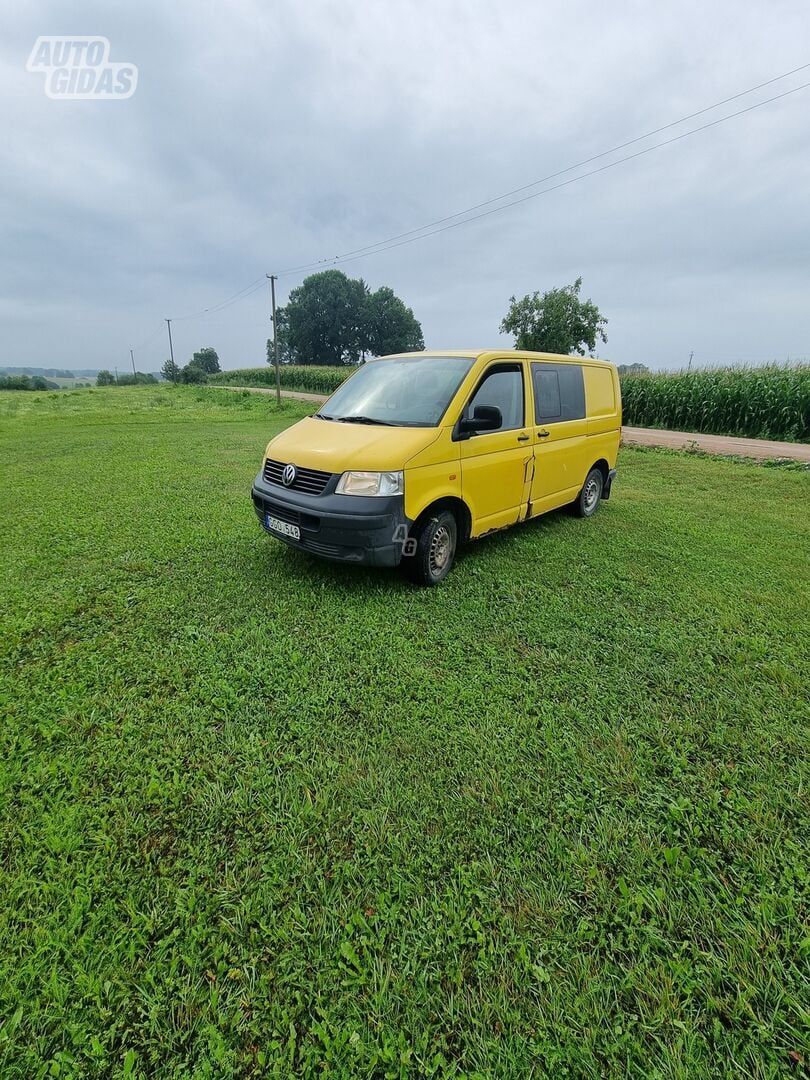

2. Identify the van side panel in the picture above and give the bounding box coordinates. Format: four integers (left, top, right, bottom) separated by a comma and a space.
583, 365, 621, 467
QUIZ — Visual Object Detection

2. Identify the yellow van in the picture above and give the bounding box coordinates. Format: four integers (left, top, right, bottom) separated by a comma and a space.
251, 351, 621, 585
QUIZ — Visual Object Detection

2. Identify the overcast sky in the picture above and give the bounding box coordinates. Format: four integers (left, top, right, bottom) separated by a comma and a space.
2, 1, 809, 372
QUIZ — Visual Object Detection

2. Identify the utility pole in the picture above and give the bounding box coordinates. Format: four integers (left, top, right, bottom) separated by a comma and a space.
267, 274, 281, 405
688, 350, 694, 372
165, 319, 175, 381
114, 366, 119, 385
130, 348, 136, 376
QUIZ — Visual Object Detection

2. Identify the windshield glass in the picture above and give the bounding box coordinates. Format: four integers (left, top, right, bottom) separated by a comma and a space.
318, 355, 474, 427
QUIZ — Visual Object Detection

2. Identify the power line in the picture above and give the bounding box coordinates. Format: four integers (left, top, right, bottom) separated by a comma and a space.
127, 63, 810, 349
275, 64, 810, 276
129, 277, 267, 355
131, 323, 164, 351
172, 275, 267, 321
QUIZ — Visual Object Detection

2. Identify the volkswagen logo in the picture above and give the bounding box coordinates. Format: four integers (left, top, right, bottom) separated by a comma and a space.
282, 463, 297, 487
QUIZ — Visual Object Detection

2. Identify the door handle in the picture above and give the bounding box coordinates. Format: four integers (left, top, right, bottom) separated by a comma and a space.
517, 433, 530, 442
537, 430, 550, 438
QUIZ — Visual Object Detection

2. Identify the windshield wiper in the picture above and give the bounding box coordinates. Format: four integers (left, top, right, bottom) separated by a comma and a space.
334, 415, 394, 426
312, 412, 334, 420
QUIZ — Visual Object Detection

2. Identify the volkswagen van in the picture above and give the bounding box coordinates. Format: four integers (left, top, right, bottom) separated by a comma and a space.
251, 351, 620, 585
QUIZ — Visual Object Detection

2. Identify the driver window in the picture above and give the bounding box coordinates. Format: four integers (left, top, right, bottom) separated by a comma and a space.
467, 365, 524, 431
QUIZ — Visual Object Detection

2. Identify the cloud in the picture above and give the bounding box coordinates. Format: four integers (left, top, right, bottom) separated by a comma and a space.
1, 0, 809, 370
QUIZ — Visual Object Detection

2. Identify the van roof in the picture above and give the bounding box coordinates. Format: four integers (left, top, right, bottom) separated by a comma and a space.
377, 349, 613, 365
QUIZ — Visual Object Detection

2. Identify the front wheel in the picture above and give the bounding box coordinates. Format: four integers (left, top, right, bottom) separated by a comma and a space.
572, 467, 604, 518
402, 509, 457, 586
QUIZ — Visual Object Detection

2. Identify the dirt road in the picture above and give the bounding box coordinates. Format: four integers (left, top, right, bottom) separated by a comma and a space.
621, 427, 810, 462
212, 386, 810, 462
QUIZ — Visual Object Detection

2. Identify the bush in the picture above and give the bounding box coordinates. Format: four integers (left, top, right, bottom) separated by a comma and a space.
0, 375, 59, 391
117, 373, 158, 386
96, 372, 158, 387
620, 364, 810, 442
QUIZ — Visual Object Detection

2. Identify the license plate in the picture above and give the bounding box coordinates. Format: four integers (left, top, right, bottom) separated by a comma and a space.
266, 514, 300, 540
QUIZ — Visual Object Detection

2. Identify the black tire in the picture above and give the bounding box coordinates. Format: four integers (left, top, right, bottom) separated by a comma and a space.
572, 467, 604, 518
402, 509, 457, 586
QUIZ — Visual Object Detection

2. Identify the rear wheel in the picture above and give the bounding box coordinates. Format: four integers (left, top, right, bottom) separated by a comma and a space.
403, 509, 457, 586
572, 467, 604, 518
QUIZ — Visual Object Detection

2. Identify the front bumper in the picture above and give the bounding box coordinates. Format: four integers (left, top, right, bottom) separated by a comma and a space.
251, 473, 410, 567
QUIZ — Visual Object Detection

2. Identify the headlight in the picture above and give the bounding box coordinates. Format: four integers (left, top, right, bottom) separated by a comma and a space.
335, 470, 404, 496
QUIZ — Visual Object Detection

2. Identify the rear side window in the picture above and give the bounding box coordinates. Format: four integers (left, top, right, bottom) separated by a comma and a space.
532, 363, 585, 424
467, 364, 524, 431
586, 366, 616, 417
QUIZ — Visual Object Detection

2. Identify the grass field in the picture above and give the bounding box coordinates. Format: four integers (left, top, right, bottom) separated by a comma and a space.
1, 386, 808, 1078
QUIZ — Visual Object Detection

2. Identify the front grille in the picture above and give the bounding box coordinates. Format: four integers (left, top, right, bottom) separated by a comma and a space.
263, 458, 332, 495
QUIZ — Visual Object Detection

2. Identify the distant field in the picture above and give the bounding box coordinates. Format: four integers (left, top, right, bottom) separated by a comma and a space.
211, 362, 810, 442
1, 386, 808, 1077
46, 376, 95, 388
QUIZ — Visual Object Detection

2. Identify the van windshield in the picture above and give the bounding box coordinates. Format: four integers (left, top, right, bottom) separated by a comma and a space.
317, 355, 474, 427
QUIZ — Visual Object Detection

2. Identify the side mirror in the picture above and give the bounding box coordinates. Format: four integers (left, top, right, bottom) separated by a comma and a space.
458, 404, 502, 436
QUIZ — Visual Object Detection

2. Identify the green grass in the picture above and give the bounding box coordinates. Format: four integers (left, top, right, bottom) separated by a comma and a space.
621, 364, 810, 442
1, 386, 808, 1078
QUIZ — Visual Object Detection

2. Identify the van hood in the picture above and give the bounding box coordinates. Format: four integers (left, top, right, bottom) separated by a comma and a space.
265, 416, 437, 473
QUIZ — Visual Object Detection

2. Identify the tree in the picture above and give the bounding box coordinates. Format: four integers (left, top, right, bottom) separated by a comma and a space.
187, 347, 220, 374
617, 363, 650, 375
162, 358, 180, 383
179, 364, 206, 384
277, 270, 368, 366
500, 278, 607, 357
364, 287, 424, 357
266, 308, 293, 365
274, 271, 424, 366
96, 370, 115, 386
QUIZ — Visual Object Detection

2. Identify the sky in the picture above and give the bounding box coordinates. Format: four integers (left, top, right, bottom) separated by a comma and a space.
2, 1, 809, 373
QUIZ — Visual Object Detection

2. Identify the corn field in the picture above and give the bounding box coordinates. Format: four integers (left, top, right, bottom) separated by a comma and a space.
212, 363, 809, 442
210, 365, 350, 395
621, 365, 809, 442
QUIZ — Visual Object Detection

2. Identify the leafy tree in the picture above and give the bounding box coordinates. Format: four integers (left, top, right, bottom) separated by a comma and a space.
275, 271, 424, 366
617, 363, 650, 375
187, 347, 221, 375
364, 287, 424, 357
179, 364, 206, 384
162, 358, 181, 383
0, 375, 31, 390
278, 271, 368, 366
96, 370, 115, 386
500, 277, 607, 357
266, 308, 293, 365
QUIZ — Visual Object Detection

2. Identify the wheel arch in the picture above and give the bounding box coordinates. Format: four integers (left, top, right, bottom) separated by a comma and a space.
411, 495, 472, 544
590, 458, 610, 483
